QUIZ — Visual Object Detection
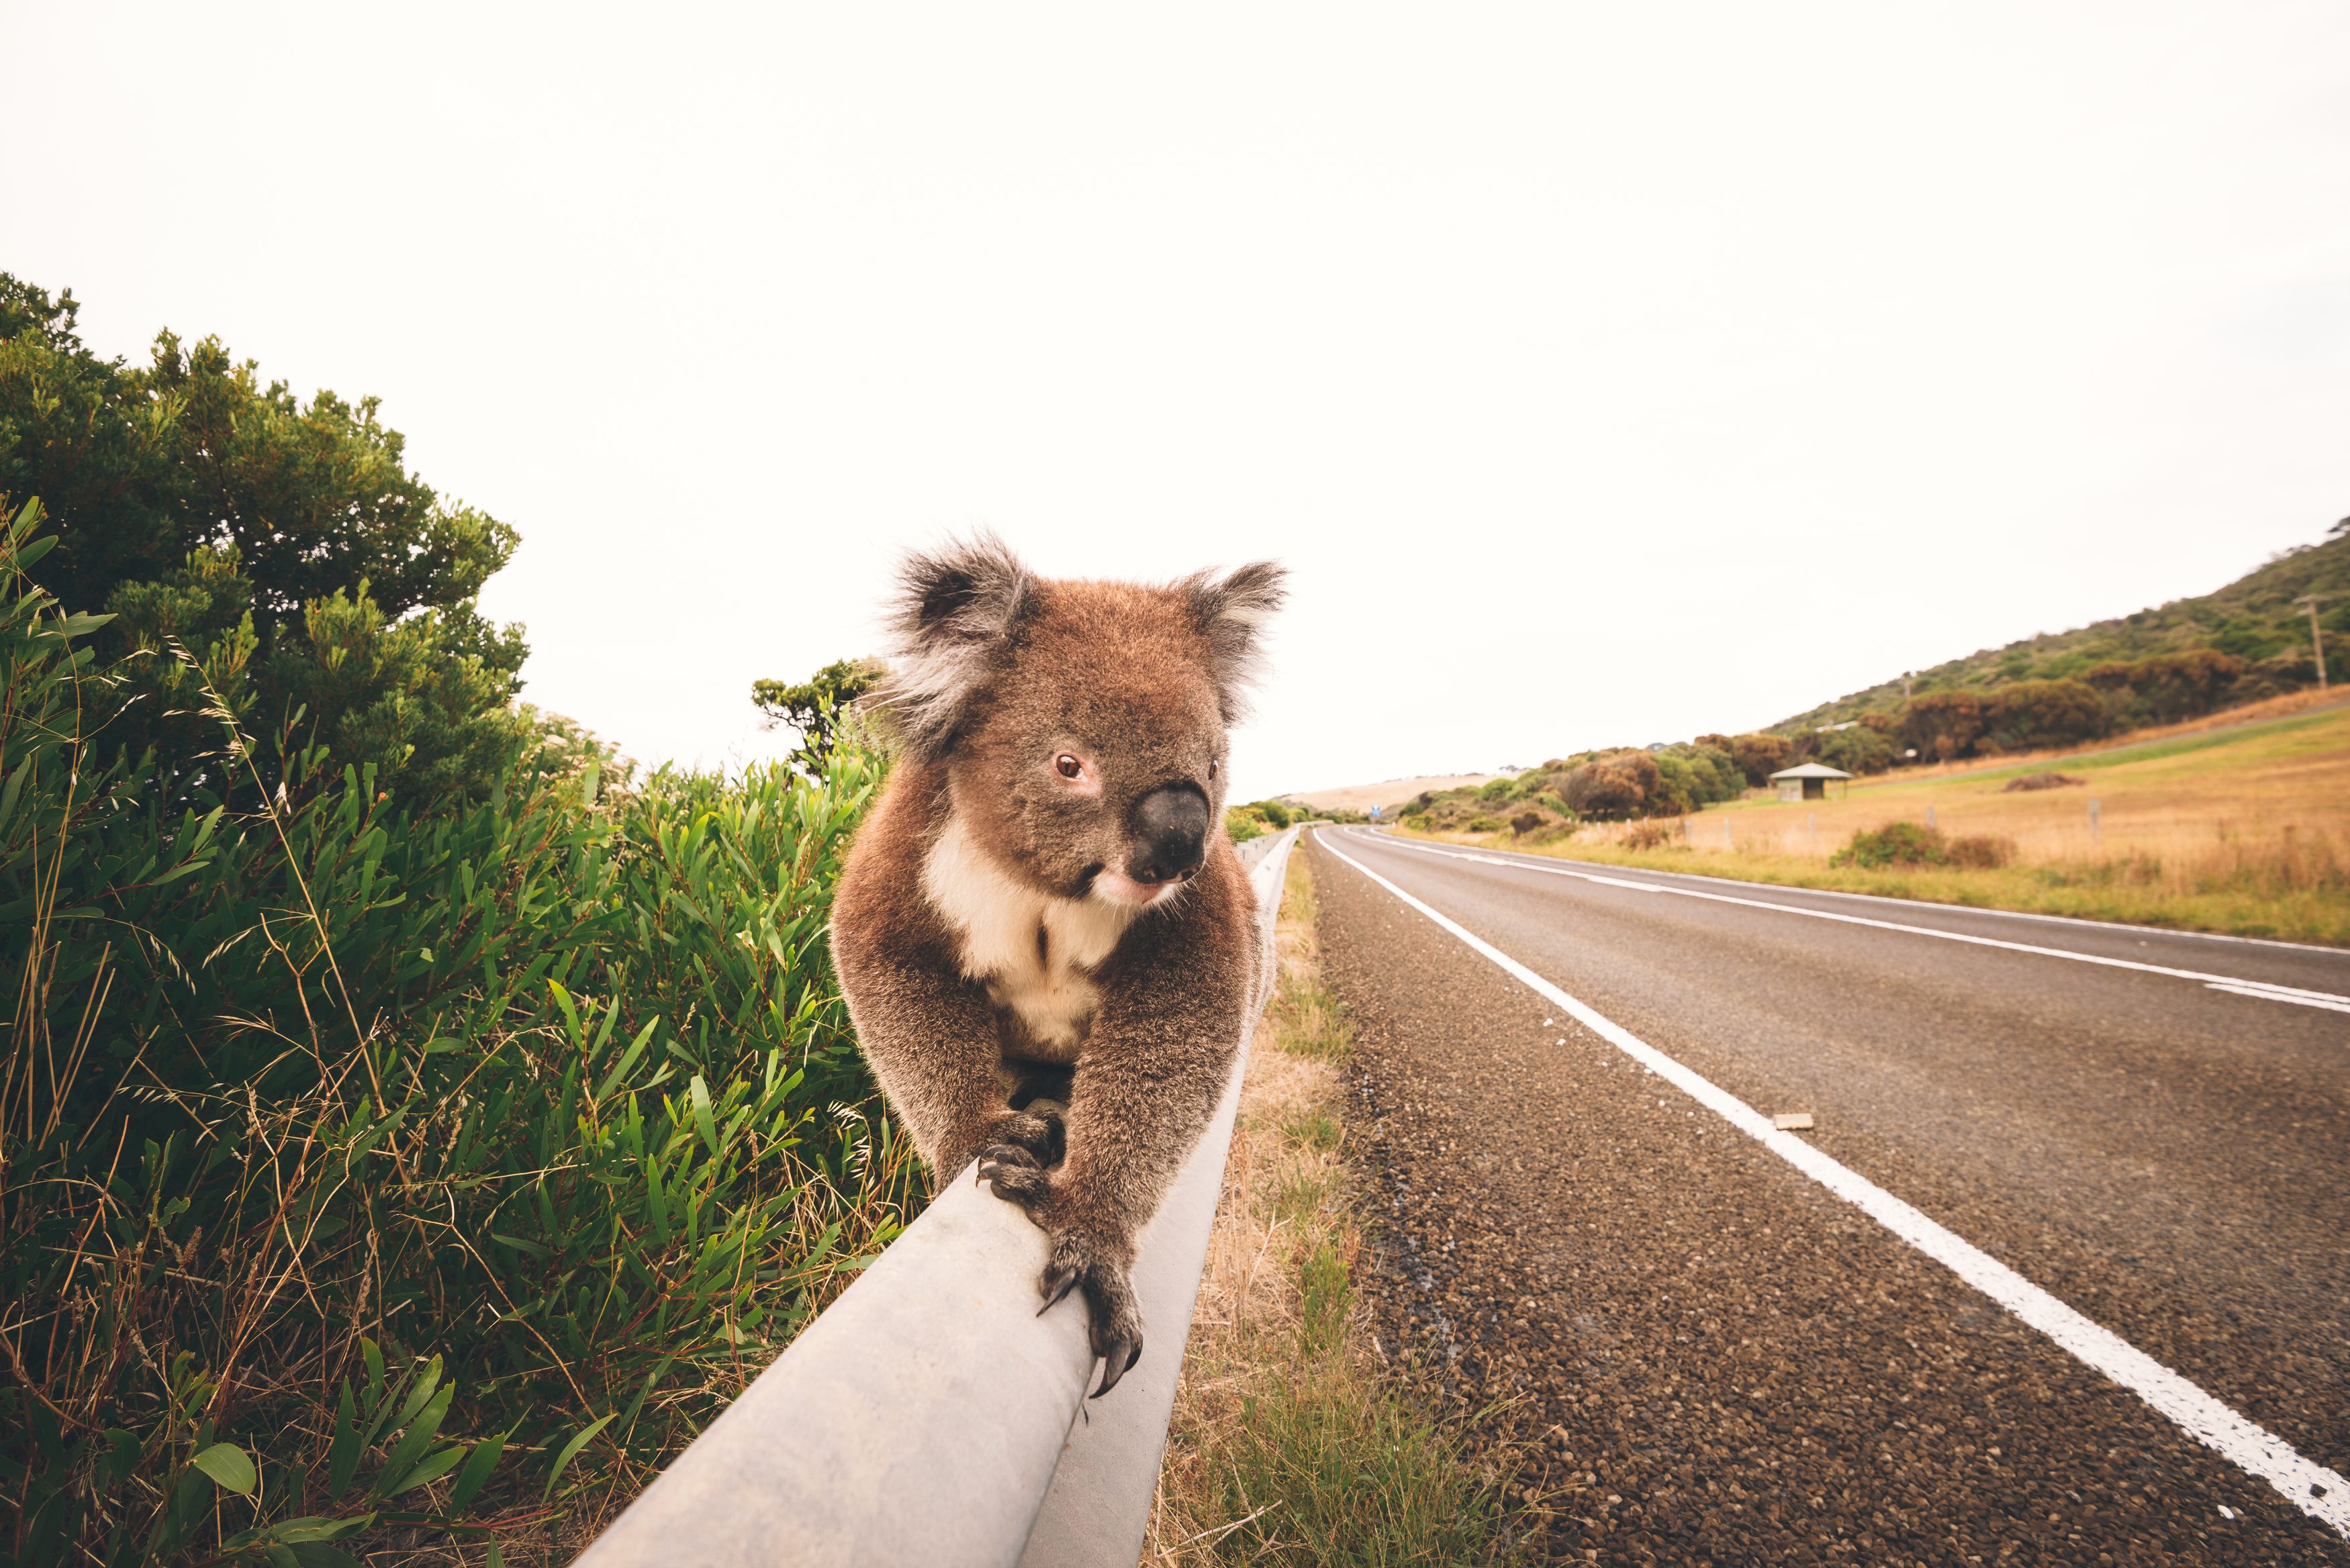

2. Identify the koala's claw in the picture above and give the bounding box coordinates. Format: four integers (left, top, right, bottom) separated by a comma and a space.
978, 1151, 1051, 1208
1038, 1261, 1081, 1314
995, 1106, 1066, 1167
1037, 1233, 1146, 1397
1090, 1332, 1143, 1399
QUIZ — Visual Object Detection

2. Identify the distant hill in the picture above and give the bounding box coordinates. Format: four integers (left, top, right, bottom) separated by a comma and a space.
1284, 773, 1501, 816
1773, 522, 2350, 732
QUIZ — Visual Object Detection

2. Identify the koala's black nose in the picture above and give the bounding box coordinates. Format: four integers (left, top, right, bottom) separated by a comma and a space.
1129, 784, 1210, 885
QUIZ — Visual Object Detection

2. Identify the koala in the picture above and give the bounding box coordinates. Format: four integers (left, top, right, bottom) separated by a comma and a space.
830, 536, 1285, 1396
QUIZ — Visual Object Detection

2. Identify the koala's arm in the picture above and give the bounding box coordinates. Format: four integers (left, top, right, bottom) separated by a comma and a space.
1052, 854, 1259, 1261
831, 774, 1025, 1179
833, 924, 1016, 1179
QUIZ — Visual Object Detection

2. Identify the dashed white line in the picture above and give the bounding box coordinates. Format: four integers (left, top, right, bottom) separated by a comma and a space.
1318, 834, 2350, 1537
1354, 830, 2350, 1015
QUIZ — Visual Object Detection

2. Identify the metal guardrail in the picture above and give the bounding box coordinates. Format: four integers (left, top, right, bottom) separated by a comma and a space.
577, 826, 1301, 1568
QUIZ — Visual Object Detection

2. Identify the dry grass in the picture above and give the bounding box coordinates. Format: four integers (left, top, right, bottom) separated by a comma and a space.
1419, 701, 2350, 945
1145, 848, 1525, 1566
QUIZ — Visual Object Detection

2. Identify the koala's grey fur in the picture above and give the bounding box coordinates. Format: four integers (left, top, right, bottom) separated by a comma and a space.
830, 535, 1284, 1395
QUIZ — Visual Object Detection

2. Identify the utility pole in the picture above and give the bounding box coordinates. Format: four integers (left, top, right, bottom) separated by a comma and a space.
2295, 595, 2329, 690
1902, 670, 1914, 701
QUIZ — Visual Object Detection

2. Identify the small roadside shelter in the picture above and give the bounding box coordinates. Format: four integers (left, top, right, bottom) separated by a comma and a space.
1769, 762, 1852, 803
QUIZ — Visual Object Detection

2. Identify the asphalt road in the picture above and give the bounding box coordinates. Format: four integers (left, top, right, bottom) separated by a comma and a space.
1306, 826, 2350, 1565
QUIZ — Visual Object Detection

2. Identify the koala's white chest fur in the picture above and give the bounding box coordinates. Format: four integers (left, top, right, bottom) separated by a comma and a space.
922, 815, 1140, 1062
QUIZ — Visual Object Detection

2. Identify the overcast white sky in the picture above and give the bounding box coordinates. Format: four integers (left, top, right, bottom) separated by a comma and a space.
6, 3, 2347, 801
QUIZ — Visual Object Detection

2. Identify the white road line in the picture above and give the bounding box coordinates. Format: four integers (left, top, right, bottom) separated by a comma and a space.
1352, 826, 2347, 954
1353, 830, 2350, 1014
1318, 835, 2350, 1537
2206, 983, 2350, 1014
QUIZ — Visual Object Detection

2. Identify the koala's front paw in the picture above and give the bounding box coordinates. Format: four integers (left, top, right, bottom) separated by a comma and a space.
1039, 1230, 1145, 1398
976, 1146, 1051, 1211
972, 1104, 1064, 1175
975, 1105, 1065, 1212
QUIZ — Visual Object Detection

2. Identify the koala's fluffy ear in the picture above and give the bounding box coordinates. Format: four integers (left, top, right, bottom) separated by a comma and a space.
1187, 560, 1288, 724
879, 533, 1037, 757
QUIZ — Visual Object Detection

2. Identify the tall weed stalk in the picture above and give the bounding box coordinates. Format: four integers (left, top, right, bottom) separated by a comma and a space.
0, 501, 914, 1564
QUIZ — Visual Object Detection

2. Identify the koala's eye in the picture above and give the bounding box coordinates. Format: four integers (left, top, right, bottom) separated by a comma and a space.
1055, 754, 1084, 780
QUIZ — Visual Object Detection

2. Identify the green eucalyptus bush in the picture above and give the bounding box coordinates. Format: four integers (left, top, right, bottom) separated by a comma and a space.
1, 502, 911, 1565
1, 273, 530, 809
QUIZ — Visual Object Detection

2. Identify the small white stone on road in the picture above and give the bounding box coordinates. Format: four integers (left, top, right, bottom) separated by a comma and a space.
1773, 1112, 1816, 1131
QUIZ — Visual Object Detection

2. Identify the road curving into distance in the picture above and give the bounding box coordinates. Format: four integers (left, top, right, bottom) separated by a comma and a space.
1308, 826, 2349, 1566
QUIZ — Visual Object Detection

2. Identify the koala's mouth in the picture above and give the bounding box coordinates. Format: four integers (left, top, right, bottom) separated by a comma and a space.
1092, 865, 1186, 909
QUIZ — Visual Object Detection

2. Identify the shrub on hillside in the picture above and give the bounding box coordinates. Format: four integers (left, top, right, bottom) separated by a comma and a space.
1947, 833, 2017, 869
1899, 692, 1987, 764
1562, 750, 1659, 820
1687, 740, 1746, 798
2251, 648, 2323, 691
1697, 732, 1792, 788
1646, 753, 1700, 817
1248, 798, 1297, 828
1649, 744, 1743, 814
1227, 806, 1266, 842
1810, 724, 1895, 775
1623, 820, 1675, 850
1983, 677, 2106, 751
1826, 822, 2012, 870
1831, 820, 1947, 868
2083, 648, 2247, 726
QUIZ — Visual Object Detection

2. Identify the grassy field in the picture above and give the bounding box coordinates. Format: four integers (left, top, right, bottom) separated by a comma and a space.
1147, 848, 1527, 1565
1411, 699, 2350, 946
